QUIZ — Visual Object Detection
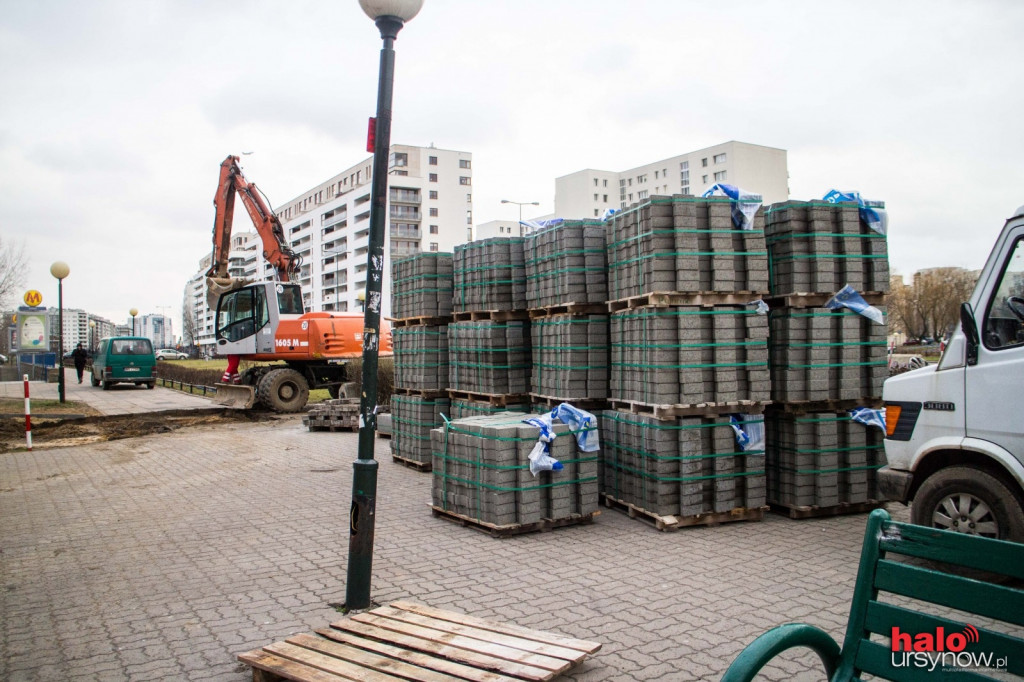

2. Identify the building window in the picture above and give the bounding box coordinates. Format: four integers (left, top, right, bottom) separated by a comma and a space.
467, 228, 473, 240
430, 242, 439, 252
393, 170, 408, 176
459, 176, 471, 185
654, 170, 659, 179
637, 174, 647, 183
429, 173, 438, 182
429, 208, 439, 217
593, 209, 599, 217
681, 160, 689, 170
429, 156, 438, 165
429, 190, 438, 199
714, 170, 727, 181
639, 190, 649, 200
593, 193, 599, 201
389, 151, 408, 167
682, 185, 690, 195
430, 224, 438, 234
603, 194, 608, 202
603, 179, 608, 187
702, 175, 708, 184
713, 153, 727, 164
702, 158, 708, 167
593, 178, 599, 186
459, 159, 471, 169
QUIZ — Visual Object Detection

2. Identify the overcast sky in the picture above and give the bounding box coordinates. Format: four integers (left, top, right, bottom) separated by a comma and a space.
2, 0, 1022, 332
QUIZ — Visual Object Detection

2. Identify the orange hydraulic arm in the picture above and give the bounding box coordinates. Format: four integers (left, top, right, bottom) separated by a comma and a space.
207, 155, 300, 283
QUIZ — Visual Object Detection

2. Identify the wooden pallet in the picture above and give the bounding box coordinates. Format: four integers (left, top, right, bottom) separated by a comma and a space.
607, 291, 769, 312
770, 500, 888, 520
529, 394, 608, 412
601, 493, 766, 531
447, 390, 531, 408
607, 399, 768, 420
238, 600, 602, 682
392, 453, 431, 472
393, 387, 449, 399
389, 315, 454, 328
764, 291, 887, 309
431, 506, 600, 538
527, 302, 607, 319
451, 310, 531, 322
305, 422, 359, 433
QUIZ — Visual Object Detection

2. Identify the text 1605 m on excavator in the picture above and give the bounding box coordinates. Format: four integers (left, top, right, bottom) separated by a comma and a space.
206, 155, 391, 411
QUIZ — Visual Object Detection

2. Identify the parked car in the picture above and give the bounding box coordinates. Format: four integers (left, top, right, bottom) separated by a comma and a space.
91, 336, 156, 389
155, 349, 188, 360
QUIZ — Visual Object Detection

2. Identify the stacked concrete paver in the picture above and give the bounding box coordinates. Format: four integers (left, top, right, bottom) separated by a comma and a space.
453, 237, 527, 312
448, 321, 531, 396
525, 220, 608, 308
766, 411, 885, 508
763, 199, 890, 515
389, 253, 455, 469
430, 412, 599, 531
530, 314, 609, 401
602, 195, 770, 529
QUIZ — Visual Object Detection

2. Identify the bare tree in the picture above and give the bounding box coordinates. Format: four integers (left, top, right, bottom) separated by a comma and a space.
0, 236, 28, 309
181, 289, 200, 352
890, 268, 977, 342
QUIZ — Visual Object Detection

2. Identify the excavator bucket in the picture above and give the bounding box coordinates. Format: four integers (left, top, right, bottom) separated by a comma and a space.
211, 383, 257, 409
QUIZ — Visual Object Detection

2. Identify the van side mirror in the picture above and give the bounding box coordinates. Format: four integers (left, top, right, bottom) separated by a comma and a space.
960, 302, 979, 366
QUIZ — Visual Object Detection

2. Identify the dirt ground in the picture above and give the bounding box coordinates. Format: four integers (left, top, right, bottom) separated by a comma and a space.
0, 406, 271, 452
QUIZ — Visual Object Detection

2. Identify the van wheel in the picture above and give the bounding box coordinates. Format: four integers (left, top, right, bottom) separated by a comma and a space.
256, 368, 309, 413
102, 380, 111, 391
912, 466, 1024, 542
147, 382, 155, 389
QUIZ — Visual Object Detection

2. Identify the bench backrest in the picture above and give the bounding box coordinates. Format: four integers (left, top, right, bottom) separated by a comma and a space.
835, 509, 1024, 681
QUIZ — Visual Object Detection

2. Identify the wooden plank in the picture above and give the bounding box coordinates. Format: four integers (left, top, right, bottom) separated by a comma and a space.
388, 602, 602, 656
370, 605, 585, 662
350, 613, 571, 674
315, 628, 521, 682
285, 633, 461, 682
329, 619, 558, 681
263, 641, 408, 682
238, 649, 354, 682
769, 500, 887, 520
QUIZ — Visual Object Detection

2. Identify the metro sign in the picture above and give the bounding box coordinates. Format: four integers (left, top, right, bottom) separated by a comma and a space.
23, 290, 42, 307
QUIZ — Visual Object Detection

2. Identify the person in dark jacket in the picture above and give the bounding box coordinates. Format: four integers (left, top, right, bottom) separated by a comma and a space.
72, 343, 89, 384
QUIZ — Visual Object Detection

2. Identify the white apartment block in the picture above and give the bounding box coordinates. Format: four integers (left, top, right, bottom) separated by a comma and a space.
554, 141, 789, 220
185, 145, 473, 354
473, 220, 522, 240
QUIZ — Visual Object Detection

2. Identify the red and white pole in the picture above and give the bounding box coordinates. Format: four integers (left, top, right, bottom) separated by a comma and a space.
24, 374, 32, 451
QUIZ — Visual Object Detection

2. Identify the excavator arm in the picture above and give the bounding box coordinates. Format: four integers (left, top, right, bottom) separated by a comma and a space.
207, 155, 300, 284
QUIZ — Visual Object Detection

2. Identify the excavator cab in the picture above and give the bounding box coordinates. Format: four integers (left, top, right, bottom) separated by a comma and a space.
214, 282, 295, 355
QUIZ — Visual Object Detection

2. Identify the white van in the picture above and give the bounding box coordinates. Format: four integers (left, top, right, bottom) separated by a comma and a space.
879, 204, 1024, 541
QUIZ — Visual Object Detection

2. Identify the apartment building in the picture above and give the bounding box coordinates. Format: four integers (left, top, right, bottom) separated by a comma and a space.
554, 141, 789, 220
184, 145, 473, 354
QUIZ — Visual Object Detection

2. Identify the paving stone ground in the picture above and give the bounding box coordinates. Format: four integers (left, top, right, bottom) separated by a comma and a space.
0, 415, 909, 681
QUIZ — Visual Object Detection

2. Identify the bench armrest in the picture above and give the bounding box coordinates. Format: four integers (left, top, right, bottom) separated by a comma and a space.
721, 623, 841, 682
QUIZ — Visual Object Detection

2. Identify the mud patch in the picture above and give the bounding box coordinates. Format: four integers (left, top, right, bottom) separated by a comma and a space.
0, 409, 271, 452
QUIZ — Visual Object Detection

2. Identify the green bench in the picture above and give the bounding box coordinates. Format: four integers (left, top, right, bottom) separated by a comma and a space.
723, 508, 1024, 681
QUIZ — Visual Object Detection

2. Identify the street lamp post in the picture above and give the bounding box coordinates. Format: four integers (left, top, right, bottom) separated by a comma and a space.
500, 199, 540, 236
130, 308, 138, 336
88, 320, 96, 353
347, 0, 423, 611
50, 261, 70, 404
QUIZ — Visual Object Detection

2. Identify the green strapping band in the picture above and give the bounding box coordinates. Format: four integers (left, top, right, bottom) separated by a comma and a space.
612, 361, 768, 370
602, 411, 761, 429
772, 464, 885, 475
610, 250, 767, 269
605, 439, 764, 462
603, 458, 764, 484
612, 341, 764, 350
776, 444, 883, 455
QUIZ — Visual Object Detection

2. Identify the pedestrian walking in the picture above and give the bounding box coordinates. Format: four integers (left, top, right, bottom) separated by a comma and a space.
72, 343, 89, 384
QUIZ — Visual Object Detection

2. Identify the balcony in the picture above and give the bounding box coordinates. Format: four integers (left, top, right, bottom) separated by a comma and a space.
322, 211, 349, 228
389, 189, 421, 204
391, 225, 421, 240
390, 206, 421, 221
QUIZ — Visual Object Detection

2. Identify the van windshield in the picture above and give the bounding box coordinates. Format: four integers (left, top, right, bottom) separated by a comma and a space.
111, 339, 153, 355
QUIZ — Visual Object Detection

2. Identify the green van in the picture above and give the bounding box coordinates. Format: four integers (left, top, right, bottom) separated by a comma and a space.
91, 336, 156, 390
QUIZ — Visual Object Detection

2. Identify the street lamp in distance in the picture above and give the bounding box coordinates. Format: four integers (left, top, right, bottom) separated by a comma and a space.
347, 0, 424, 612
500, 199, 540, 236
129, 308, 138, 336
49, 261, 70, 403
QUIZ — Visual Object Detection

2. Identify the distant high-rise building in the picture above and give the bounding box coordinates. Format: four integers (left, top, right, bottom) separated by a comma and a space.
554, 141, 789, 220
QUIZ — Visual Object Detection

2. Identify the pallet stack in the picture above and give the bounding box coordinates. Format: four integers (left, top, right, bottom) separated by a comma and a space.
430, 412, 599, 535
601, 195, 771, 530
763, 199, 890, 517
389, 252, 455, 471
448, 237, 532, 419
304, 398, 360, 432
525, 220, 609, 411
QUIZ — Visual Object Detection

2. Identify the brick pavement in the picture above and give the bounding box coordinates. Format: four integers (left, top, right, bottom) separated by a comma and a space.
0, 417, 909, 681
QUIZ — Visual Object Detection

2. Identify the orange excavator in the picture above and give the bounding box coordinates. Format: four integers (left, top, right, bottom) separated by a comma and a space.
206, 155, 391, 411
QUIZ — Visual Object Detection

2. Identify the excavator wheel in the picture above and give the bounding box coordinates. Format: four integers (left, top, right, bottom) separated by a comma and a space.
256, 368, 309, 413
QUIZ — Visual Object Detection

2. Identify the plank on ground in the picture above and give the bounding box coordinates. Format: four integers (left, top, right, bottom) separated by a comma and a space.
330, 619, 556, 681
315, 628, 520, 682
389, 601, 601, 655
371, 605, 585, 662
238, 649, 359, 682
263, 641, 408, 682
285, 633, 463, 682
349, 613, 571, 675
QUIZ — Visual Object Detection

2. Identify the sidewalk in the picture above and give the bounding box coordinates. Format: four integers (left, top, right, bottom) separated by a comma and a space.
0, 414, 910, 681
0, 370, 220, 415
